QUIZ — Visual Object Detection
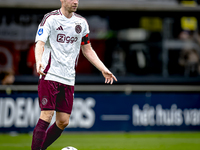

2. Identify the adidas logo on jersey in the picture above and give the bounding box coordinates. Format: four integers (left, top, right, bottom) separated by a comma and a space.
56, 26, 63, 30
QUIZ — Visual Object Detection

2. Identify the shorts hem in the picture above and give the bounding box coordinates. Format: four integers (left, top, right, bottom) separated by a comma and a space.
41, 108, 55, 111
41, 108, 71, 114
55, 109, 72, 114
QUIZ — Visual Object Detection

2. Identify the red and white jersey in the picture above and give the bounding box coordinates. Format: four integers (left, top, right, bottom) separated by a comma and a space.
35, 9, 90, 85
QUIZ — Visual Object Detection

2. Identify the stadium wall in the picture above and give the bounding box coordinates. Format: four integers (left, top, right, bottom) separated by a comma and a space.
0, 85, 200, 132
1, 0, 200, 11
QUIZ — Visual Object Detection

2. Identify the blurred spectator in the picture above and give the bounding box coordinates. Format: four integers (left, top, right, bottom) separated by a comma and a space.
178, 30, 200, 76
0, 45, 15, 85
0, 69, 15, 85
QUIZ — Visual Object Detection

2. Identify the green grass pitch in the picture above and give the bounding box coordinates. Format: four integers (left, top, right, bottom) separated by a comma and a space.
0, 132, 200, 150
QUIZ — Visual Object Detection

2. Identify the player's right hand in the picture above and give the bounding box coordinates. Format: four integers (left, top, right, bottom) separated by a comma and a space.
36, 61, 46, 76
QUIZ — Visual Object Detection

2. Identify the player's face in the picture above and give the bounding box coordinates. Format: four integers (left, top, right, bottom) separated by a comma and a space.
62, 0, 79, 13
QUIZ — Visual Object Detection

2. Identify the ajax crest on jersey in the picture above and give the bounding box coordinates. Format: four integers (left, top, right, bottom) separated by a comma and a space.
75, 25, 82, 34
61, 146, 78, 150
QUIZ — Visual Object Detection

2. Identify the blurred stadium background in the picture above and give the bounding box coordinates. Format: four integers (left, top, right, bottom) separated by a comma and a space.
0, 0, 200, 149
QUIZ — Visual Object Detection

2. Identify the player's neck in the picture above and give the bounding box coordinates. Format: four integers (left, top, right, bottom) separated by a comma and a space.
61, 7, 73, 19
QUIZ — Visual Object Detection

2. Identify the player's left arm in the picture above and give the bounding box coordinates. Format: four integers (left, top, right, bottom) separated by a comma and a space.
81, 43, 117, 84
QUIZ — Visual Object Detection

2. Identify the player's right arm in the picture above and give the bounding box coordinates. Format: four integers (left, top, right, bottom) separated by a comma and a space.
35, 41, 46, 76
35, 13, 51, 76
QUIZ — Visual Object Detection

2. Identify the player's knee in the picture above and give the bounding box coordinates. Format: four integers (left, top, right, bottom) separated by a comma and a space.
57, 119, 69, 129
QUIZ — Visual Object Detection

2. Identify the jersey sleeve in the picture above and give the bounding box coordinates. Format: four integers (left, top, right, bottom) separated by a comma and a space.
35, 17, 51, 43
81, 19, 90, 45
82, 19, 90, 37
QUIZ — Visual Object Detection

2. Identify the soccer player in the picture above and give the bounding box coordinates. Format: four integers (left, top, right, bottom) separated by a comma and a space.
31, 0, 117, 150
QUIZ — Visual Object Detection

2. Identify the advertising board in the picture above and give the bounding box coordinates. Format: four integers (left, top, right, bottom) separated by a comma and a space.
0, 92, 200, 132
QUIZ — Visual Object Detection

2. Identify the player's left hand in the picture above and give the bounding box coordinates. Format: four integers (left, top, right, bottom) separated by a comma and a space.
102, 70, 117, 84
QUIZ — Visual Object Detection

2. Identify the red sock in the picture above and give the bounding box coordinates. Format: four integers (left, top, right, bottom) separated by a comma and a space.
41, 122, 63, 150
31, 119, 50, 150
